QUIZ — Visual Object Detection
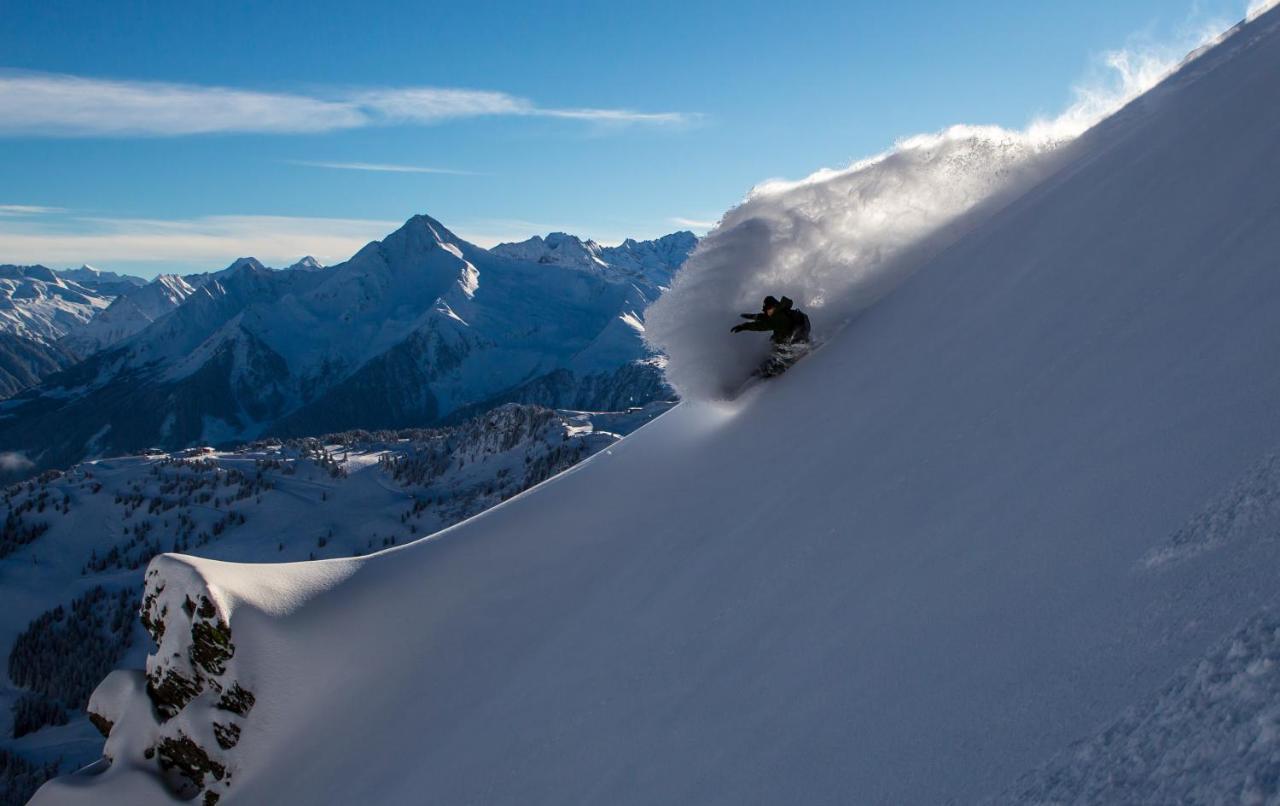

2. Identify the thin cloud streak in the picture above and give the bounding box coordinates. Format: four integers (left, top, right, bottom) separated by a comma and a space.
669, 216, 717, 230
0, 72, 364, 136
288, 160, 480, 175
0, 71, 696, 137
540, 108, 691, 124
0, 213, 399, 268
0, 204, 66, 215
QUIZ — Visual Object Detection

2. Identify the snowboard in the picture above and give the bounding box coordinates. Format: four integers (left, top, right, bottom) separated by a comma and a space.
726, 341, 816, 400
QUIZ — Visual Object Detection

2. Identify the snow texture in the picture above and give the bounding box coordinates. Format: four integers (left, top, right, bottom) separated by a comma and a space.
1143, 449, 1280, 569
1000, 612, 1280, 805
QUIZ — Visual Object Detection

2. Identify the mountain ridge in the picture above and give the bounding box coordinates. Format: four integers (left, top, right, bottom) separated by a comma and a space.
0, 218, 693, 476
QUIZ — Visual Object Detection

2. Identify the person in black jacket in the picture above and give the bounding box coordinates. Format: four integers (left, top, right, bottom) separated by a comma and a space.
731, 295, 811, 377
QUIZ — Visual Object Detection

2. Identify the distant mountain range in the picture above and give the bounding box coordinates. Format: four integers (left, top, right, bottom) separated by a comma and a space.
0, 265, 110, 397
0, 216, 695, 477
55, 265, 147, 298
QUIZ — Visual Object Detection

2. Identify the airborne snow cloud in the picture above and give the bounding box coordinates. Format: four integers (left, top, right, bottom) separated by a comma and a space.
645, 9, 1248, 401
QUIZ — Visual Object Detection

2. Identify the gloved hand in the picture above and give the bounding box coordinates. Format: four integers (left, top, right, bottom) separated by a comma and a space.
731, 324, 747, 333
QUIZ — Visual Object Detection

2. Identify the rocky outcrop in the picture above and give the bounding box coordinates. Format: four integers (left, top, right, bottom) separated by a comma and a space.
87, 558, 255, 804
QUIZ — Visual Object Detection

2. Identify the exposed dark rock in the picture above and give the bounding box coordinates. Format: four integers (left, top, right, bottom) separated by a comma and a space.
196, 596, 216, 620
140, 581, 166, 645
216, 683, 255, 717
213, 721, 240, 750
155, 734, 225, 793
146, 667, 201, 721
190, 617, 234, 676
88, 711, 114, 738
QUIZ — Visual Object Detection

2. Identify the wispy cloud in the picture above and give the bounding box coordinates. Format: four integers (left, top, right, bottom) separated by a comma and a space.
288, 160, 479, 176
539, 108, 690, 124
669, 216, 718, 230
0, 71, 696, 137
349, 87, 692, 126
0, 213, 399, 268
0, 204, 66, 215
0, 73, 365, 136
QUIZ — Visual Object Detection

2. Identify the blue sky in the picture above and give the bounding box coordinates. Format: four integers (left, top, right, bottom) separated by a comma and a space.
0, 0, 1262, 276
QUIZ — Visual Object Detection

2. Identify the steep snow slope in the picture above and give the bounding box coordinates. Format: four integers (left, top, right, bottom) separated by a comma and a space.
36, 6, 1280, 804
61, 274, 196, 358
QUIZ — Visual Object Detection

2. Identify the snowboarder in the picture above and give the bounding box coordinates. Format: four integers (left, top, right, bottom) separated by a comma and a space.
730, 295, 811, 378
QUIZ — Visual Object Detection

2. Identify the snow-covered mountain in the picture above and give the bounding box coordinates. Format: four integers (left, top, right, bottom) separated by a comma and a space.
0, 265, 110, 343
491, 230, 696, 289
0, 263, 196, 396
0, 401, 670, 803
29, 5, 1280, 804
0, 266, 114, 398
0, 221, 690, 478
282, 256, 323, 272
55, 266, 147, 299
61, 274, 197, 357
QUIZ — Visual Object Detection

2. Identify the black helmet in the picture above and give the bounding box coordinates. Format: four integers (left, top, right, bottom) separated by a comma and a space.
762, 295, 780, 310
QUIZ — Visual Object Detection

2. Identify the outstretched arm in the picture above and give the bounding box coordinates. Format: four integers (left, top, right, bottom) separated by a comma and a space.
731, 319, 775, 333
